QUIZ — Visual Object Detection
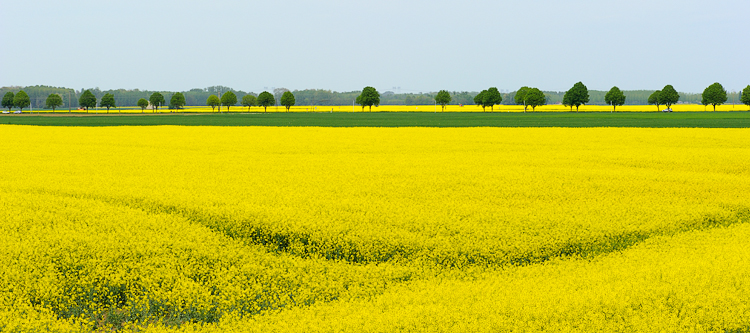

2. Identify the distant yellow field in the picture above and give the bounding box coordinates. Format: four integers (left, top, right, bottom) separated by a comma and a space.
32, 103, 750, 114
1, 126, 749, 331
346, 103, 749, 113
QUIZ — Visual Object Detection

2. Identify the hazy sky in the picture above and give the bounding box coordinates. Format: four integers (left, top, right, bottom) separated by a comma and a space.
2, 0, 748, 93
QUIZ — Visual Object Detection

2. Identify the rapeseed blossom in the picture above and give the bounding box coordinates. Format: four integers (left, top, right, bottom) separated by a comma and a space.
0, 126, 748, 331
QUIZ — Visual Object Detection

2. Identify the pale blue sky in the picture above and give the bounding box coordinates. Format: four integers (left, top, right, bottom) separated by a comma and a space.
1, 0, 748, 93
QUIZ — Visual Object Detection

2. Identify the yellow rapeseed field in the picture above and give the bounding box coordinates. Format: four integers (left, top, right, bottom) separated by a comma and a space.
1, 125, 749, 331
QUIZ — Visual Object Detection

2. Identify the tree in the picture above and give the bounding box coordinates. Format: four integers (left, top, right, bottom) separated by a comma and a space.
648, 90, 661, 111
79, 90, 97, 112
207, 94, 220, 112
45, 94, 63, 112
482, 87, 503, 112
99, 93, 116, 113
356, 86, 380, 112
741, 85, 750, 109
221, 91, 237, 112
257, 91, 275, 112
137, 98, 149, 112
604, 86, 626, 112
562, 90, 573, 111
241, 94, 257, 111
474, 90, 487, 111
660, 85, 679, 110
14, 90, 30, 112
701, 82, 727, 111
701, 94, 710, 111
280, 91, 295, 112
149, 92, 165, 113
274, 88, 290, 106
170, 92, 186, 111
2, 92, 14, 111
565, 81, 589, 112
435, 90, 451, 112
514, 86, 531, 112
525, 88, 546, 111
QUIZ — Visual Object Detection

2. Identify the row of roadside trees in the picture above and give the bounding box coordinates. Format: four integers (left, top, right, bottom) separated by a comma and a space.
203, 90, 296, 112
558, 82, 744, 112
356, 83, 748, 113
1, 89, 177, 113
3, 84, 750, 113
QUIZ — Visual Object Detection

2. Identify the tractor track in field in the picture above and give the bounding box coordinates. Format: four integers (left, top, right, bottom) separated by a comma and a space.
13, 187, 750, 270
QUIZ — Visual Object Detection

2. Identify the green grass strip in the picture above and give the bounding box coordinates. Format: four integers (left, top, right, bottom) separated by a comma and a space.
2, 111, 750, 128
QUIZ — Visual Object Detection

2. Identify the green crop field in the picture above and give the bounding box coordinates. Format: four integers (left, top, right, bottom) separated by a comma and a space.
2, 111, 750, 128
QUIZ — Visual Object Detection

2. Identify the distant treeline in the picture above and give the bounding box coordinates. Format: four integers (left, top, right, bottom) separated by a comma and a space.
1, 85, 741, 109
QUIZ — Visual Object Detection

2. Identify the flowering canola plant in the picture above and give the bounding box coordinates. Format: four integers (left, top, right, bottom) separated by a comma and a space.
0, 125, 749, 331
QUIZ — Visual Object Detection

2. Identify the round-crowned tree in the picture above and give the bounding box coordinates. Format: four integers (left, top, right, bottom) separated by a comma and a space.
257, 91, 275, 112
648, 90, 661, 111
482, 87, 503, 112
356, 86, 380, 112
137, 98, 149, 112
435, 90, 452, 112
562, 90, 575, 111
99, 93, 116, 113
2, 92, 15, 111
221, 91, 237, 112
170, 92, 186, 111
741, 85, 750, 109
14, 90, 31, 112
515, 86, 531, 112
525, 88, 546, 111
565, 82, 589, 112
474, 90, 487, 111
206, 95, 220, 112
241, 94, 257, 111
604, 86, 626, 112
701, 82, 727, 111
660, 85, 680, 110
45, 93, 63, 112
280, 91, 295, 112
79, 90, 97, 112
149, 92, 165, 113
